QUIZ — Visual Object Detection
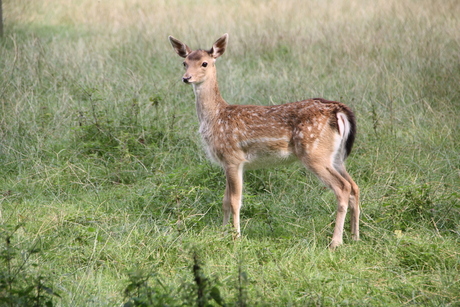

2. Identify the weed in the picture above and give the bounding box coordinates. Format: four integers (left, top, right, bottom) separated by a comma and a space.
0, 224, 60, 307
182, 252, 225, 307
235, 262, 248, 307
123, 269, 176, 307
123, 253, 226, 307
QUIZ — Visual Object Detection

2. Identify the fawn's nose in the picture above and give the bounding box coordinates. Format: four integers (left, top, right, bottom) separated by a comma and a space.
182, 76, 192, 83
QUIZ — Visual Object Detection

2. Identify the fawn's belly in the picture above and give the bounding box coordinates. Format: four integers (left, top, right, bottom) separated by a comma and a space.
240, 136, 298, 169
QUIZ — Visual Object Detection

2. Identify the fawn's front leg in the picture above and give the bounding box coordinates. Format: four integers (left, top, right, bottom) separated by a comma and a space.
222, 163, 244, 236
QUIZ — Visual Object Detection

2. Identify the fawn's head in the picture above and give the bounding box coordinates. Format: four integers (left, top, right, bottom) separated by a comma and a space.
168, 34, 228, 85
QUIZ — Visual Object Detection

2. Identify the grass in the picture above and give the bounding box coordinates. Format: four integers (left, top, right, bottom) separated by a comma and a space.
1, 0, 459, 305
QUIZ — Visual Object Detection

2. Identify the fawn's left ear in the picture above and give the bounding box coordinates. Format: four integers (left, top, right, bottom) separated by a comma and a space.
210, 33, 228, 59
168, 35, 192, 58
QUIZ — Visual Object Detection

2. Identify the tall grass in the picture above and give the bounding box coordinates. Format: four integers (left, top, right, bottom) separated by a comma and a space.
1, 0, 459, 305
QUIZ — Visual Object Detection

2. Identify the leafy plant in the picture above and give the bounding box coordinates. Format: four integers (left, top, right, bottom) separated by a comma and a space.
189, 252, 225, 307
123, 252, 226, 307
123, 269, 176, 307
0, 224, 60, 307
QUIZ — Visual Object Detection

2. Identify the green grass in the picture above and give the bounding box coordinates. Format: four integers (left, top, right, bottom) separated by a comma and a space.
1, 0, 459, 305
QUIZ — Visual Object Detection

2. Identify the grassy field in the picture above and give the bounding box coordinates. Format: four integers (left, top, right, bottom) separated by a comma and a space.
1, 0, 459, 305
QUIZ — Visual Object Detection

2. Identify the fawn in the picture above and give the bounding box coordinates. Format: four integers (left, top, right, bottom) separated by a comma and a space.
168, 33, 359, 248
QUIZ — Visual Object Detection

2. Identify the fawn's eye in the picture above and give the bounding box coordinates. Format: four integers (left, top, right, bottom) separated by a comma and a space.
182, 62, 186, 68
201, 62, 208, 67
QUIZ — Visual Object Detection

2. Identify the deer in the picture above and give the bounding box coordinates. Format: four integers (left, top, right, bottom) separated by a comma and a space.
168, 33, 360, 248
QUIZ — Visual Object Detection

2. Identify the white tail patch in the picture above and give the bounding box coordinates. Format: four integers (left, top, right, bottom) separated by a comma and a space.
337, 112, 350, 139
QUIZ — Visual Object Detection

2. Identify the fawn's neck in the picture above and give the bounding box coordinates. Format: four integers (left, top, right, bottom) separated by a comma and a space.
192, 75, 227, 123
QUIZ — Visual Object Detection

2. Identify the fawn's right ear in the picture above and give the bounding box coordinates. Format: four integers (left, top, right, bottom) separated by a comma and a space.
168, 36, 192, 58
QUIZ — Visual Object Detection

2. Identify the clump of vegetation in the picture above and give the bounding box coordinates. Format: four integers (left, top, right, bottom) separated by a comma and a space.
123, 252, 230, 307
0, 224, 60, 307
122, 270, 176, 306
379, 183, 459, 233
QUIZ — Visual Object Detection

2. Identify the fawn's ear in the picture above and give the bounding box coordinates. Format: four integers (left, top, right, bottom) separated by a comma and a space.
168, 36, 192, 58
210, 33, 228, 59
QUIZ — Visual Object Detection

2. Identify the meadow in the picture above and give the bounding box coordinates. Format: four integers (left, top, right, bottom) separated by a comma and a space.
0, 0, 459, 305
